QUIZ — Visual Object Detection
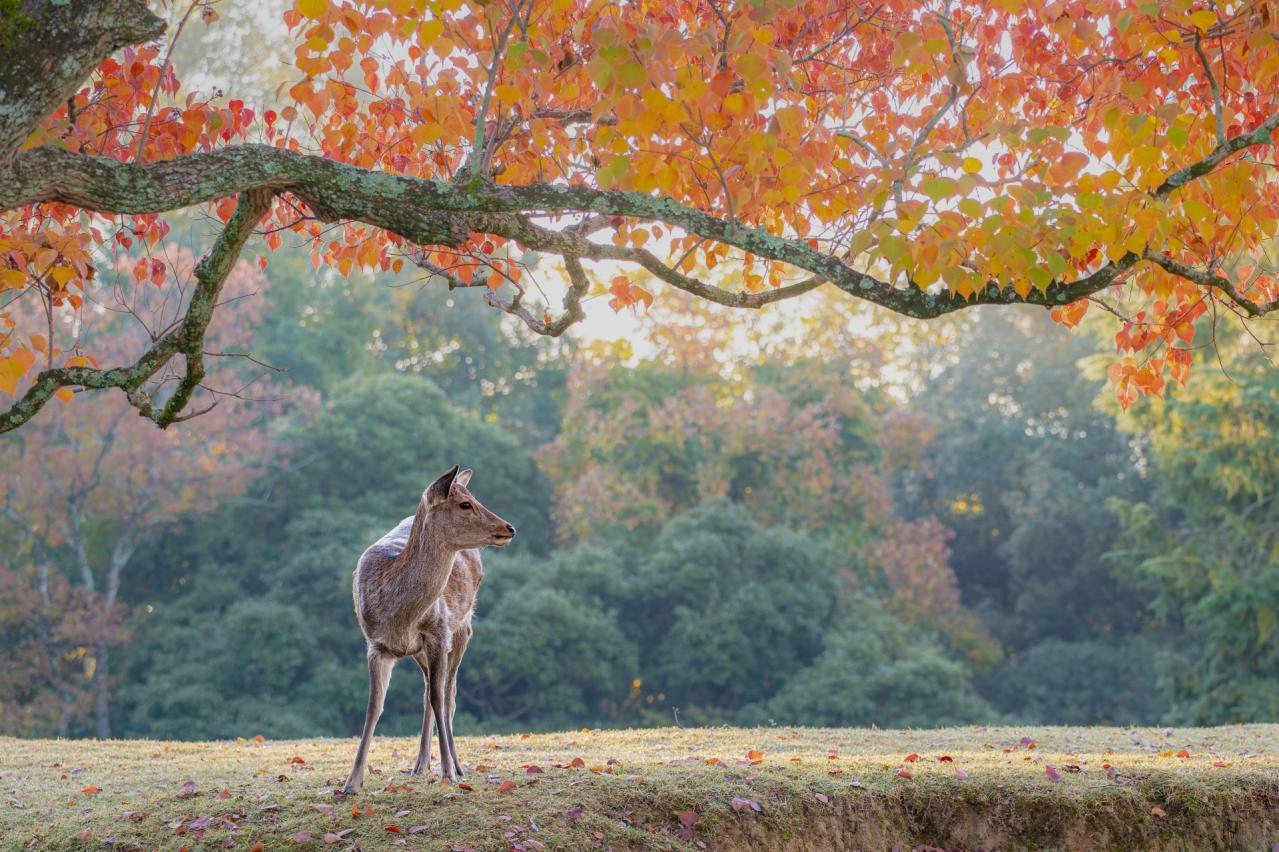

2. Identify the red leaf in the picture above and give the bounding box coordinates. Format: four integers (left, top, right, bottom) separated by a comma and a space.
1045, 766, 1062, 782
385, 825, 401, 833
903, 753, 919, 763
524, 764, 544, 775
289, 756, 306, 764
457, 783, 474, 791
497, 780, 516, 792
937, 755, 953, 762
746, 750, 764, 764
81, 786, 101, 795
679, 810, 699, 828
1176, 750, 1190, 758
895, 768, 912, 780
568, 757, 586, 768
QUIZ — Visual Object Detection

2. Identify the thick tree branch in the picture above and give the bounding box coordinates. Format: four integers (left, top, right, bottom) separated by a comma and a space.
0, 189, 273, 434
3, 110, 1277, 343
1143, 250, 1279, 317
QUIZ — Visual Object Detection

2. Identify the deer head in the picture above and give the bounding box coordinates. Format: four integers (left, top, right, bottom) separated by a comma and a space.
423, 465, 516, 549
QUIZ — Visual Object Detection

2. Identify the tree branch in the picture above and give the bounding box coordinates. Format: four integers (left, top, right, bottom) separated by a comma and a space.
3, 108, 1276, 343
0, 188, 274, 433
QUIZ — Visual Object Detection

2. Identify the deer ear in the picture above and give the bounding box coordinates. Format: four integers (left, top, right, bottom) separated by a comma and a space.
426, 465, 460, 506
454, 468, 473, 489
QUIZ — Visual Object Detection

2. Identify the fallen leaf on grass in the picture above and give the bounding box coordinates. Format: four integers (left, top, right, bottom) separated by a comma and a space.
217, 789, 230, 800
746, 750, 764, 764
1176, 750, 1191, 758
904, 754, 919, 763
1151, 806, 1167, 817
1213, 761, 1229, 768
565, 806, 583, 821
1045, 766, 1062, 783
523, 765, 544, 775
954, 769, 970, 780
938, 755, 953, 762
293, 830, 311, 843
408, 824, 430, 834
289, 756, 306, 765
677, 810, 699, 840
731, 796, 763, 813
815, 793, 830, 804
498, 780, 516, 792
386, 825, 402, 833
313, 804, 334, 815
895, 768, 912, 780
457, 783, 474, 792
567, 757, 586, 768
250, 843, 265, 852
81, 786, 100, 795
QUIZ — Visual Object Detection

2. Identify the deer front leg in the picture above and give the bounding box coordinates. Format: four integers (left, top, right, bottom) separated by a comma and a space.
342, 649, 394, 795
409, 652, 433, 777
445, 624, 472, 779
427, 642, 457, 783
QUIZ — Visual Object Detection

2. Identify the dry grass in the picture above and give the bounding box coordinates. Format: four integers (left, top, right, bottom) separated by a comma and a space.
3, 725, 1279, 850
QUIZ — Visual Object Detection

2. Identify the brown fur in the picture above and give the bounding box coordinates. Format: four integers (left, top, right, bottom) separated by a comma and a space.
342, 465, 513, 794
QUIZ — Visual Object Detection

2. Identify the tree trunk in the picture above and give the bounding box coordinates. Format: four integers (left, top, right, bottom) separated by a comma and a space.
92, 640, 111, 739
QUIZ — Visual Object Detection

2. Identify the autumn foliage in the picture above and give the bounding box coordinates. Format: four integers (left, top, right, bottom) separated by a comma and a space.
1, 0, 1278, 431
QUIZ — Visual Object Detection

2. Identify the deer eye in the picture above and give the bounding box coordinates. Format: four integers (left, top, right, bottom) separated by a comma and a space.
459, 501, 473, 510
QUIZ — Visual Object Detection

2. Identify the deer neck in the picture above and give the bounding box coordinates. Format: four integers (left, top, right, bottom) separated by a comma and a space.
397, 500, 459, 607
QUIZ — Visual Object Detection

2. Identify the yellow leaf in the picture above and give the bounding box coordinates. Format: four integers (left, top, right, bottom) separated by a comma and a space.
494, 85, 522, 106
0, 357, 25, 396
296, 0, 329, 20
418, 18, 444, 46
962, 157, 982, 174
48, 266, 76, 288
1188, 9, 1216, 30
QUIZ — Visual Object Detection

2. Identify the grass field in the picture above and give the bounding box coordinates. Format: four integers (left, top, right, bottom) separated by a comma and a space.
3, 725, 1279, 850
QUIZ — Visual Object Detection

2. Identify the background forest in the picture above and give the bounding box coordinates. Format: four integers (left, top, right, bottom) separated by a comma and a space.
4, 231, 1278, 741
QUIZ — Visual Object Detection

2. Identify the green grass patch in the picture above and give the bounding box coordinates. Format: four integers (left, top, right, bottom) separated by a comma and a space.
3, 725, 1279, 850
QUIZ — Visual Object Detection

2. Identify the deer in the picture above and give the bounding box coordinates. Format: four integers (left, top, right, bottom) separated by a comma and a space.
341, 465, 514, 795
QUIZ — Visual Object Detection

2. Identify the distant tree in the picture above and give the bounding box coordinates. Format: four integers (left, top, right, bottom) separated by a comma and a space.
1109, 327, 1279, 724
0, 251, 293, 737
767, 598, 993, 728
0, 564, 101, 737
895, 310, 1160, 720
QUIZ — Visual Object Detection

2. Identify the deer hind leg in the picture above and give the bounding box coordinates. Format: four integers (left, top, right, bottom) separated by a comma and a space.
426, 642, 457, 783
445, 624, 472, 779
343, 648, 394, 795
409, 652, 433, 777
